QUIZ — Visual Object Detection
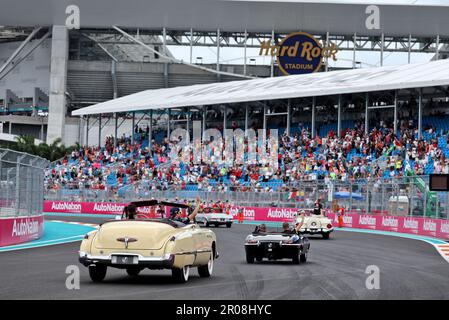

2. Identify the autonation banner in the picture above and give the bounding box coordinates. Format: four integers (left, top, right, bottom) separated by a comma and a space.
43, 201, 449, 240
0, 215, 44, 247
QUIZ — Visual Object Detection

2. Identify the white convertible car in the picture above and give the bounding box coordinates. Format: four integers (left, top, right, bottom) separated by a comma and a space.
195, 212, 233, 228
296, 213, 334, 239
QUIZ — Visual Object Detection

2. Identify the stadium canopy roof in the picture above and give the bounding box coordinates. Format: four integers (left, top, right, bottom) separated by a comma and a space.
2, 0, 449, 37
73, 59, 449, 116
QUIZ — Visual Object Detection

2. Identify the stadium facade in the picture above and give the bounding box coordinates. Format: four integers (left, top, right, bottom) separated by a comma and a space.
1, 0, 449, 146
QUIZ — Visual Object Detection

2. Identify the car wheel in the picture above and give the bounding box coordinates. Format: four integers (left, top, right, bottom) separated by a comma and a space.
126, 267, 141, 277
172, 265, 190, 283
300, 251, 308, 263
256, 256, 263, 262
292, 253, 300, 264
226, 222, 232, 228
198, 253, 214, 277
322, 232, 330, 239
89, 265, 107, 282
246, 252, 255, 264
205, 221, 210, 227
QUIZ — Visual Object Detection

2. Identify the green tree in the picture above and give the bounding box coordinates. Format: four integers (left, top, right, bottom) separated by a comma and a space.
11, 135, 78, 162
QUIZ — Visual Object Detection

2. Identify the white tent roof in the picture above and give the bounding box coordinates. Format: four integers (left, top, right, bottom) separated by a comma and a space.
73, 59, 449, 116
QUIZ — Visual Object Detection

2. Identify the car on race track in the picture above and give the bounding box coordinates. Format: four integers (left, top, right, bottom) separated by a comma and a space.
195, 212, 233, 228
79, 200, 218, 283
296, 213, 334, 239
244, 228, 310, 264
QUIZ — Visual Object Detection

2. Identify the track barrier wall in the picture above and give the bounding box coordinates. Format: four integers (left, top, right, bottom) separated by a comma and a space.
44, 201, 449, 241
0, 215, 44, 246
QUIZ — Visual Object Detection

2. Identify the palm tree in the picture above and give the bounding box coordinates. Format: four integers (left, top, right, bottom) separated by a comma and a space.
13, 135, 78, 161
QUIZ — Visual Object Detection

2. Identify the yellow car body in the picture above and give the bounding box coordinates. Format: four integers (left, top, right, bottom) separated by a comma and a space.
79, 219, 218, 283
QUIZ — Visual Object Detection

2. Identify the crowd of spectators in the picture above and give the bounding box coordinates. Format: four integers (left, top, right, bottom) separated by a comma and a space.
45, 119, 449, 196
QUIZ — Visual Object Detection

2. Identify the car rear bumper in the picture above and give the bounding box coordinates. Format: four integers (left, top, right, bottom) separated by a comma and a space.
245, 243, 303, 259
301, 228, 333, 235
78, 252, 175, 269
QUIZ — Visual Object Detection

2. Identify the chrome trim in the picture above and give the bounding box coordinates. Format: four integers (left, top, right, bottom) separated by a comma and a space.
80, 252, 171, 262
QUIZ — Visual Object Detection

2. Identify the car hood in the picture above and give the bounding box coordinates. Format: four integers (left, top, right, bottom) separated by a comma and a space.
94, 221, 177, 250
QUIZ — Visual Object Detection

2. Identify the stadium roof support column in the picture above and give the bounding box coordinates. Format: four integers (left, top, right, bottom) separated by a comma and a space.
131, 112, 135, 144
243, 30, 248, 76
337, 95, 342, 138
325, 32, 329, 72
436, 34, 440, 60
263, 102, 267, 141
286, 99, 291, 136
270, 30, 275, 77
394, 90, 398, 135
245, 103, 249, 137
186, 107, 190, 133
223, 105, 227, 131
352, 33, 357, 69
114, 113, 118, 147
190, 28, 193, 64
380, 33, 384, 67
365, 93, 369, 135
408, 34, 412, 64
86, 116, 89, 146
311, 97, 316, 138
167, 108, 171, 138
47, 25, 69, 144
202, 106, 207, 131
163, 27, 168, 88
216, 29, 221, 81
98, 114, 102, 147
149, 110, 153, 153
418, 88, 423, 139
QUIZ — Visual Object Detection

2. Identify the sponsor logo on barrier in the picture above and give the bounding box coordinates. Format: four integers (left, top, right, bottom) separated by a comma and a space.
11, 218, 39, 237
51, 202, 82, 212
402, 218, 419, 234
359, 215, 377, 229
229, 207, 256, 220
381, 216, 399, 231
267, 208, 297, 219
423, 219, 437, 235
93, 203, 125, 213
440, 221, 449, 235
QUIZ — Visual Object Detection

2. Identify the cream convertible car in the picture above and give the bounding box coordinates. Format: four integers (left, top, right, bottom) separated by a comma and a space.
79, 200, 218, 283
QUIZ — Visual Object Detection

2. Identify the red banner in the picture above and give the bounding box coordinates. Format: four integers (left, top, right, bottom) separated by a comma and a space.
43, 201, 449, 240
0, 215, 44, 247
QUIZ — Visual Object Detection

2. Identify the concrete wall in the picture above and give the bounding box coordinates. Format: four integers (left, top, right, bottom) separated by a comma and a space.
0, 39, 51, 99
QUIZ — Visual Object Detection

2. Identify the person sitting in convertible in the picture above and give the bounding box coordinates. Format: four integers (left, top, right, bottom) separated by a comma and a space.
122, 203, 137, 219
169, 197, 201, 226
253, 223, 267, 234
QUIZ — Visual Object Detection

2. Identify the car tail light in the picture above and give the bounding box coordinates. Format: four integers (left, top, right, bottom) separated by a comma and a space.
327, 224, 332, 229
84, 234, 89, 239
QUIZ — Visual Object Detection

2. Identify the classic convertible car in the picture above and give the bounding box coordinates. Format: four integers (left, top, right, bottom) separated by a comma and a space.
244, 227, 310, 264
296, 213, 334, 239
195, 212, 233, 228
79, 200, 218, 283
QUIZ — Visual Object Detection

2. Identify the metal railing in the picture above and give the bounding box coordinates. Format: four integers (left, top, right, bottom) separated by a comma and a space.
44, 175, 449, 220
0, 148, 49, 217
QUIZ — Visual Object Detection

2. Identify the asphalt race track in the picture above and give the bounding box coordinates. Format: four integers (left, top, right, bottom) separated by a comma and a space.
1, 216, 449, 299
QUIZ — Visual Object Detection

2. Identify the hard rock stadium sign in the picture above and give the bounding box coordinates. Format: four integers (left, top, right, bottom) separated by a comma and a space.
259, 32, 339, 76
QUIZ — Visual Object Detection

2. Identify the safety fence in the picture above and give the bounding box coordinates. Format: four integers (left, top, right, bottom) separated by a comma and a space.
0, 148, 48, 246
45, 176, 449, 220
43, 200, 449, 241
